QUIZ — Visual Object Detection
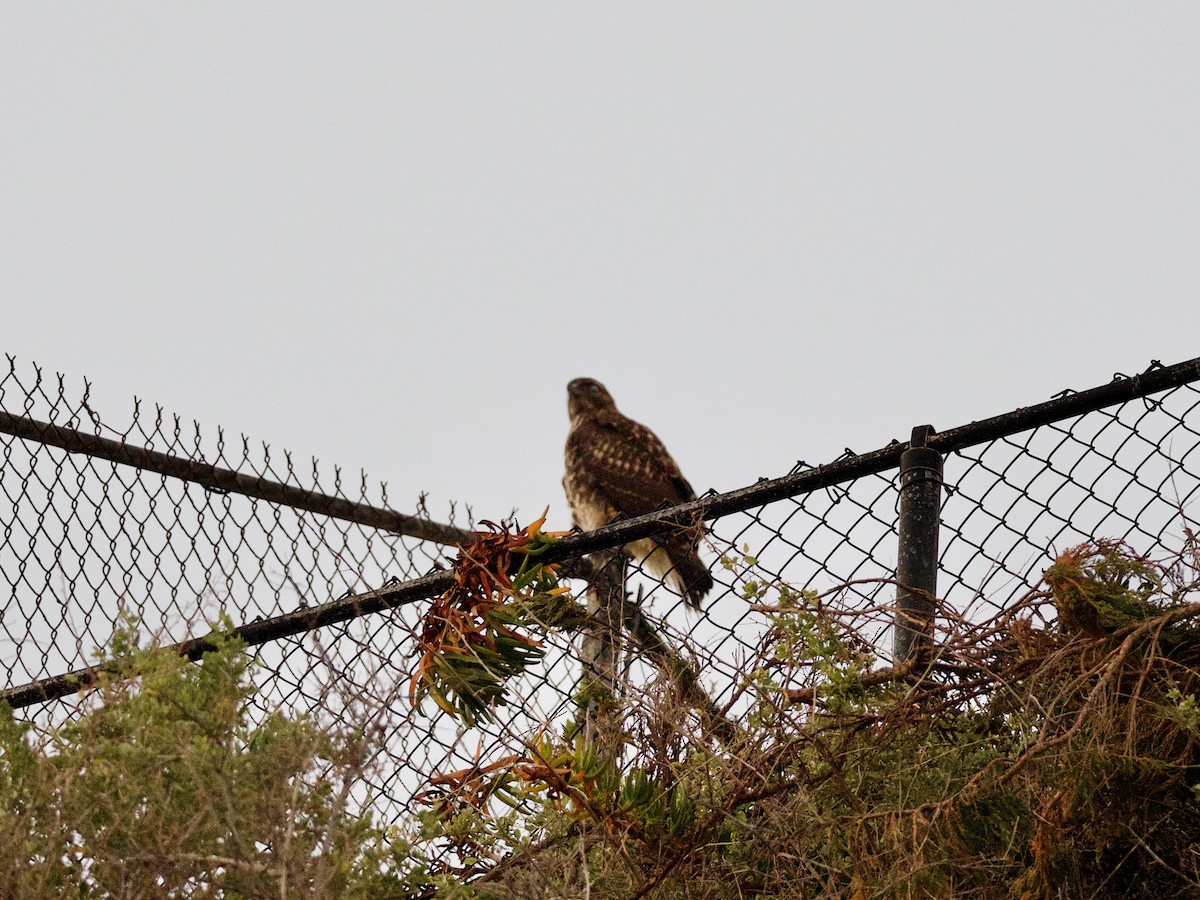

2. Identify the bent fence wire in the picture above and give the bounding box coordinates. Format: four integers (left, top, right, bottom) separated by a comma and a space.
2, 354, 1199, 830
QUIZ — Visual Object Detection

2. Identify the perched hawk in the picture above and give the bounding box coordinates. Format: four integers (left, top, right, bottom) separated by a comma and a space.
563, 377, 713, 608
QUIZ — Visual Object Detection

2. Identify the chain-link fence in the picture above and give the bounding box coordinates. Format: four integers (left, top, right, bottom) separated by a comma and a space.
2, 354, 1199, 834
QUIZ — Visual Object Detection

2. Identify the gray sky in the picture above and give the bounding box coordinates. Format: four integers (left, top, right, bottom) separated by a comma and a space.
4, 5, 1198, 531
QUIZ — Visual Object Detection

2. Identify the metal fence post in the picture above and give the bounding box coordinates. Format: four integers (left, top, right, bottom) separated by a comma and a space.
893, 425, 943, 666
580, 548, 626, 759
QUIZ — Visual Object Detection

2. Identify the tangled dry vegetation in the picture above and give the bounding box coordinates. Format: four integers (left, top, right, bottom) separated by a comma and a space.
411, 533, 1200, 899
3, 525, 1198, 898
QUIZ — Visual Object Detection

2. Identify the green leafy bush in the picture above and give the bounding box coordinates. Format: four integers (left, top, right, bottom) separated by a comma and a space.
416, 539, 1200, 899
0, 622, 420, 898
8, 535, 1200, 898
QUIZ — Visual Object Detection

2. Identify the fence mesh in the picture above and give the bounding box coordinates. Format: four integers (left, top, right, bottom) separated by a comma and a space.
2, 355, 1198, 836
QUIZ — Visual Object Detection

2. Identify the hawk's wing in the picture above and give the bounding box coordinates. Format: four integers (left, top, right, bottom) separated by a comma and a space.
564, 407, 713, 608
566, 411, 697, 520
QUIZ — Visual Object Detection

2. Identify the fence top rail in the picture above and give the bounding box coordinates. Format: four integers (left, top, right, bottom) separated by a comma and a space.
0, 409, 472, 547
928, 357, 1200, 455
550, 356, 1200, 553
5, 355, 1197, 711
1, 357, 1195, 552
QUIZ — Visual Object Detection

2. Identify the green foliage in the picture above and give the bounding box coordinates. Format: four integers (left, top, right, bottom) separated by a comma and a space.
439, 539, 1200, 899
411, 513, 587, 727
1045, 539, 1166, 637
13, 536, 1198, 898
0, 620, 415, 898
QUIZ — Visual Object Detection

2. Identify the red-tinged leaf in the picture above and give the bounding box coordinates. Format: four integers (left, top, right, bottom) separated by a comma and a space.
524, 507, 550, 538
408, 670, 422, 706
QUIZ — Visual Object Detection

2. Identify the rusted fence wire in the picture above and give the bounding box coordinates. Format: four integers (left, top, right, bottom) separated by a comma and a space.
2, 353, 1198, 831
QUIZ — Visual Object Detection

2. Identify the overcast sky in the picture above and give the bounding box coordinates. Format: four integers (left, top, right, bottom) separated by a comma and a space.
4, 6, 1198, 531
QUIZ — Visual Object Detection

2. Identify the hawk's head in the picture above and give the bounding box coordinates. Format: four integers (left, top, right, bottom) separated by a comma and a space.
567, 377, 617, 420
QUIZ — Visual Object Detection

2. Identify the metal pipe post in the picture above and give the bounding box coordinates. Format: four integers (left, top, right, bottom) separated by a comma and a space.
580, 548, 626, 759
893, 425, 944, 665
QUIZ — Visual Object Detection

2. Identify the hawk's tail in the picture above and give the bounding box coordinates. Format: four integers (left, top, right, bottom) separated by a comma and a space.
666, 539, 714, 610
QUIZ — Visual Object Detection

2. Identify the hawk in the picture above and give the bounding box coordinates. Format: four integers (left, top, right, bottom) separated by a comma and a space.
563, 377, 713, 608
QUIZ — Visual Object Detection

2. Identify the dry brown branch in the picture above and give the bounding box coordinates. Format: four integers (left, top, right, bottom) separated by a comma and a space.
785, 658, 918, 706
